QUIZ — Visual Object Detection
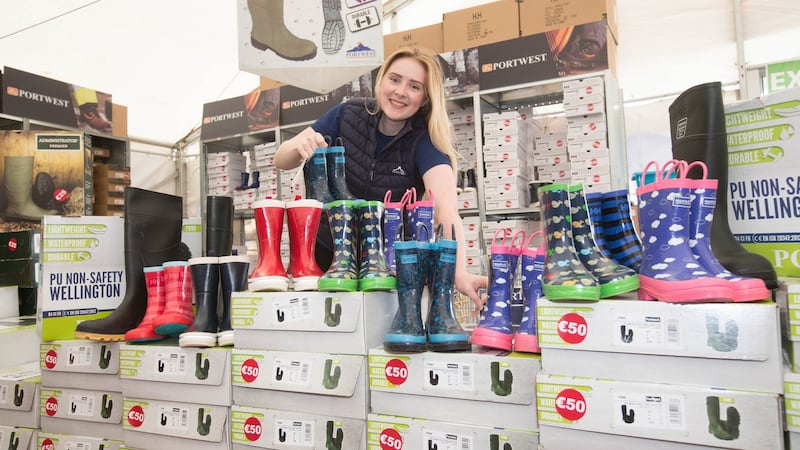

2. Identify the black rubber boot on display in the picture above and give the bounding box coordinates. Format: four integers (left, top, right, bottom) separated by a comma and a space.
74, 188, 184, 341
179, 257, 221, 348
669, 81, 777, 289
217, 255, 250, 347
206, 196, 234, 257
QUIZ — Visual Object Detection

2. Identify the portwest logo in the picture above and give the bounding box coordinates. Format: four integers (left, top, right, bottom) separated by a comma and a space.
345, 42, 376, 58
481, 53, 549, 73
6, 85, 70, 107
202, 110, 244, 124
281, 94, 331, 110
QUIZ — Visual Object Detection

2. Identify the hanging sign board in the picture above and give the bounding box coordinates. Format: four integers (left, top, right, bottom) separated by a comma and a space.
237, 0, 383, 94
278, 84, 347, 125
2, 66, 113, 135
201, 87, 280, 141
477, 20, 611, 91
766, 60, 800, 94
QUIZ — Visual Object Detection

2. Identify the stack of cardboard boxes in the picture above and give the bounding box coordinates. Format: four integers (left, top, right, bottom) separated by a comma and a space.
563, 76, 612, 193
0, 316, 40, 450
92, 164, 130, 217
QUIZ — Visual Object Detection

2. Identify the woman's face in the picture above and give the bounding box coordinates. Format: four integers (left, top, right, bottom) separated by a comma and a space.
380, 56, 427, 122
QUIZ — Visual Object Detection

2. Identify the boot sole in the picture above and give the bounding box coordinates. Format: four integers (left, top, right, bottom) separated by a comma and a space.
383, 339, 427, 354
319, 277, 359, 292
599, 275, 640, 298
73, 331, 126, 342
427, 339, 471, 352
638, 276, 733, 302
359, 277, 397, 292
251, 37, 316, 61
179, 332, 217, 348
543, 283, 601, 301
471, 328, 513, 351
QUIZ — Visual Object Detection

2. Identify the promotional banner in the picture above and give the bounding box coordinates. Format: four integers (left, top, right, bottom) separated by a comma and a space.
201, 87, 280, 141
237, 0, 383, 93
477, 20, 611, 91
765, 60, 800, 94
2, 66, 113, 135
279, 84, 347, 126
725, 88, 800, 277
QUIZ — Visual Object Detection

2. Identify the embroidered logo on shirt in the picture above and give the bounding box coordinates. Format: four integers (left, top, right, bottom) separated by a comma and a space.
392, 165, 406, 175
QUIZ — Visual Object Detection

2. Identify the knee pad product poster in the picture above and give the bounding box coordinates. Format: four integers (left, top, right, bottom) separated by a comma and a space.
238, 0, 383, 94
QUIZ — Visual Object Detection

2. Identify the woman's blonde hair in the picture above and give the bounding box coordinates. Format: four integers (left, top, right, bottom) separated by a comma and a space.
373, 47, 458, 170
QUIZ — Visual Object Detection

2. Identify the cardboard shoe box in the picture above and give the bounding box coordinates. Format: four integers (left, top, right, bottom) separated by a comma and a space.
0, 426, 36, 450
122, 397, 229, 450
0, 361, 40, 428
36, 431, 124, 450
539, 424, 734, 450
231, 404, 366, 450
231, 349, 367, 420
537, 373, 783, 449
443, 0, 520, 52
40, 340, 120, 392
119, 343, 231, 406
0, 317, 39, 368
368, 347, 540, 431
367, 413, 539, 450
39, 387, 123, 439
519, 0, 618, 37
537, 298, 783, 393
231, 291, 396, 355
384, 23, 443, 55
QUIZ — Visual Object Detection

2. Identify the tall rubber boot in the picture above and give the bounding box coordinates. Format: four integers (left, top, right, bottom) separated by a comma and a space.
249, 199, 289, 292
124, 266, 166, 343
383, 227, 426, 353
601, 189, 643, 271
325, 140, 355, 200
303, 148, 335, 204
3, 156, 56, 220
248, 171, 261, 189
539, 184, 600, 301
357, 200, 396, 291
217, 255, 250, 347
670, 81, 778, 289
318, 200, 359, 292
585, 190, 612, 258
235, 172, 249, 191
514, 231, 544, 353
464, 168, 477, 192
636, 160, 733, 302
247, 0, 317, 61
382, 189, 411, 275
684, 162, 769, 302
706, 396, 740, 441
206, 196, 234, 257
180, 257, 221, 348
569, 184, 639, 298
152, 260, 195, 337
287, 199, 324, 291
75, 188, 184, 341
426, 225, 470, 352
471, 228, 526, 351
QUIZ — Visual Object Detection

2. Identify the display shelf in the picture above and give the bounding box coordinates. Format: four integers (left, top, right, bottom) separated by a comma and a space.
203, 127, 276, 154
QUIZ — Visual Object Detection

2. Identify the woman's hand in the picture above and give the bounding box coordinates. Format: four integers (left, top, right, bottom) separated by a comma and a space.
455, 269, 488, 310
275, 127, 328, 169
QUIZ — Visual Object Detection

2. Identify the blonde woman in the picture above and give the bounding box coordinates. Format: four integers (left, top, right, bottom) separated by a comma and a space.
276, 46, 487, 309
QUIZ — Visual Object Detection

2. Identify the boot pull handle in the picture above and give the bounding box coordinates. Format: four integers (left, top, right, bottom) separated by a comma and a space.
681, 160, 708, 179
416, 222, 434, 242
522, 230, 545, 255
334, 136, 344, 147
660, 159, 685, 181
491, 227, 510, 248
324, 135, 333, 146
510, 229, 527, 255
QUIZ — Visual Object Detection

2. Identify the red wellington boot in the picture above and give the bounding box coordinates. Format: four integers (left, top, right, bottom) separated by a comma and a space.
152, 261, 195, 336
249, 199, 289, 292
124, 266, 166, 343
286, 199, 324, 291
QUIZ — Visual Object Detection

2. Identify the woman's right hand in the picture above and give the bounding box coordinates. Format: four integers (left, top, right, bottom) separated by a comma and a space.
276, 127, 328, 169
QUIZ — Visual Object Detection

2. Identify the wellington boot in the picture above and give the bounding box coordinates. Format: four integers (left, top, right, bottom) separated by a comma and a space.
124, 266, 166, 343
319, 200, 359, 292
249, 199, 289, 292
325, 140, 355, 200
235, 172, 249, 191
426, 225, 470, 352
382, 189, 411, 275
539, 184, 600, 301
303, 148, 335, 204
384, 226, 427, 353
217, 255, 250, 347
3, 156, 56, 220
601, 188, 643, 271
464, 168, 477, 192
248, 171, 260, 189
585, 190, 612, 258
206, 196, 234, 257
246, 0, 317, 61
180, 257, 220, 348
75, 188, 184, 341
569, 184, 639, 298
153, 261, 195, 337
472, 228, 526, 351
683, 162, 769, 302
637, 160, 733, 303
357, 200, 396, 291
404, 187, 434, 241
514, 231, 545, 353
286, 199, 324, 291
670, 81, 777, 289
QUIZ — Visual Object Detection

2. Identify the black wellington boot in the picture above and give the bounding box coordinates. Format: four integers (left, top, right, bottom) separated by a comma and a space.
669, 82, 778, 289
206, 196, 234, 257
74, 188, 184, 341
179, 257, 221, 348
